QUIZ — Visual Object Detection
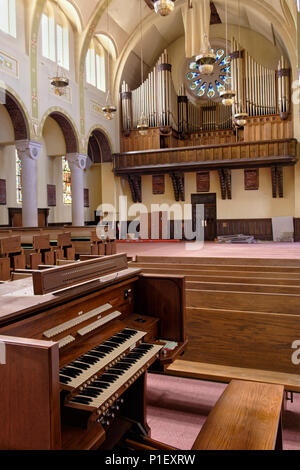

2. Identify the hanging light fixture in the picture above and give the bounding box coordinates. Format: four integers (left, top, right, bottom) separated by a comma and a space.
101, 0, 117, 120
137, 0, 149, 136
195, 0, 216, 75
50, 2, 69, 96
154, 0, 175, 16
51, 70, 69, 96
220, 0, 235, 106
233, 0, 248, 126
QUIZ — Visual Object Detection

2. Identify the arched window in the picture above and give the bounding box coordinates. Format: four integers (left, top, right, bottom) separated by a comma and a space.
16, 151, 22, 204
86, 39, 106, 92
62, 157, 72, 205
42, 2, 69, 70
0, 0, 16, 37
186, 49, 231, 100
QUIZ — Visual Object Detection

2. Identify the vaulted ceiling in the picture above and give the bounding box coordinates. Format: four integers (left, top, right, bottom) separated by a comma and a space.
58, 0, 297, 91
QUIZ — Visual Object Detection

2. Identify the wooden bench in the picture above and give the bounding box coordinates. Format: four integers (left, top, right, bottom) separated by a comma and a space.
192, 380, 284, 450
0, 237, 26, 279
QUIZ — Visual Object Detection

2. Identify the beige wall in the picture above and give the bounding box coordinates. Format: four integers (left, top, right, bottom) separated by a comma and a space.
115, 166, 295, 221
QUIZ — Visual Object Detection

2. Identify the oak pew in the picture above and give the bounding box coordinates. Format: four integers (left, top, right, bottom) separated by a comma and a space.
186, 289, 300, 315
0, 237, 26, 279
171, 306, 300, 391
187, 281, 300, 295
192, 380, 284, 451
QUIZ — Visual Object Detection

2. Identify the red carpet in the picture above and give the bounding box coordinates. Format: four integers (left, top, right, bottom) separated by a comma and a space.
146, 373, 300, 450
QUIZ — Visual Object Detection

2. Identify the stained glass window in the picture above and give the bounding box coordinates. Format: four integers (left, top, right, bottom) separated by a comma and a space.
16, 152, 22, 204
186, 48, 232, 100
62, 157, 72, 205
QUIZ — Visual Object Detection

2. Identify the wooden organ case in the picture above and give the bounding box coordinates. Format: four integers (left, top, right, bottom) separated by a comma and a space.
0, 254, 186, 450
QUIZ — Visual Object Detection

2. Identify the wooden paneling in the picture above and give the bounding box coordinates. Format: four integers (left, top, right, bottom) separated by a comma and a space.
0, 180, 6, 205
294, 218, 300, 242
243, 115, 293, 142
217, 218, 273, 240
114, 138, 297, 175
0, 336, 61, 450
185, 307, 300, 374
187, 289, 300, 315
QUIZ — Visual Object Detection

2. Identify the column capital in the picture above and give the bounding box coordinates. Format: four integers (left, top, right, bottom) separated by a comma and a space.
66, 153, 87, 170
15, 140, 42, 161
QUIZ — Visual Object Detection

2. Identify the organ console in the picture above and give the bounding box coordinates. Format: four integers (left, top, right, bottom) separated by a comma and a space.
0, 253, 186, 450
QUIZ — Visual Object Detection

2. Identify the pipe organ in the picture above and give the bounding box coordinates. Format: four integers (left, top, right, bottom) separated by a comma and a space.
120, 42, 291, 139
188, 101, 233, 132
231, 37, 289, 119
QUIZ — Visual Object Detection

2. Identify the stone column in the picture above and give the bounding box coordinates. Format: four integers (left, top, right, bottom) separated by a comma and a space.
15, 140, 42, 227
66, 153, 87, 227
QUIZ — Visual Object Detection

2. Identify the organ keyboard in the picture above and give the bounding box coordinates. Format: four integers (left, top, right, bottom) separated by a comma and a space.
0, 254, 186, 450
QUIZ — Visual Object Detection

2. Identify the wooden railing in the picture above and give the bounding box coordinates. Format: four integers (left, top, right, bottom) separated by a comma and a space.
114, 138, 298, 173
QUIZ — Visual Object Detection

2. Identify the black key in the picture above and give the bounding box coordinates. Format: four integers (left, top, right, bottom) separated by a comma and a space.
112, 363, 130, 371
93, 381, 110, 389
94, 345, 113, 353
100, 374, 117, 383
69, 361, 89, 371
137, 344, 153, 350
87, 351, 105, 359
59, 375, 71, 384
60, 368, 81, 378
79, 390, 100, 398
109, 368, 124, 376
71, 397, 92, 405
77, 356, 98, 365
102, 341, 118, 348
122, 329, 137, 335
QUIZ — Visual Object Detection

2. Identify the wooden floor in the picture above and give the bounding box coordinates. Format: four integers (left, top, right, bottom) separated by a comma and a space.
117, 241, 300, 260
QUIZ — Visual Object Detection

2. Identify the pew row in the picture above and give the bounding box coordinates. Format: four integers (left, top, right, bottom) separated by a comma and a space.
192, 380, 284, 450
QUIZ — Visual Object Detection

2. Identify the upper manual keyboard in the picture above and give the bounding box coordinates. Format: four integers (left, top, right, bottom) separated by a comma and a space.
59, 328, 146, 390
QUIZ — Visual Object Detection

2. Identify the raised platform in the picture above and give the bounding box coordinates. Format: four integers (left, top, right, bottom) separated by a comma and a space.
117, 241, 300, 260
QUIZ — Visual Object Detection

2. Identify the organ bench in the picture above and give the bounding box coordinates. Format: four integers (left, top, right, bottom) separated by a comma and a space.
0, 253, 186, 450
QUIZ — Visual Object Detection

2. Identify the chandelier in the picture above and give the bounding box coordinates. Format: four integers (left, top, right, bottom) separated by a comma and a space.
154, 0, 175, 16
234, 112, 248, 127
195, 3, 216, 76
51, 73, 69, 96
220, 0, 235, 106
101, 0, 117, 120
138, 0, 149, 135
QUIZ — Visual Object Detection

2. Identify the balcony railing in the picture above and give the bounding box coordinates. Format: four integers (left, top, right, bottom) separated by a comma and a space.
113, 138, 297, 175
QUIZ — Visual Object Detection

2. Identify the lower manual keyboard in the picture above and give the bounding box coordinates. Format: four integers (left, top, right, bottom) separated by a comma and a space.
66, 343, 162, 413
59, 328, 146, 390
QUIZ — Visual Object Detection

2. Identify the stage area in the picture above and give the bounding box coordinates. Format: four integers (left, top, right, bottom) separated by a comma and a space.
116, 241, 300, 260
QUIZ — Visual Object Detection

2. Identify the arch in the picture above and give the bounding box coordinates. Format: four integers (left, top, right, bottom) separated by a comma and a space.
39, 107, 79, 153
95, 32, 118, 60
0, 86, 30, 141
86, 125, 113, 163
